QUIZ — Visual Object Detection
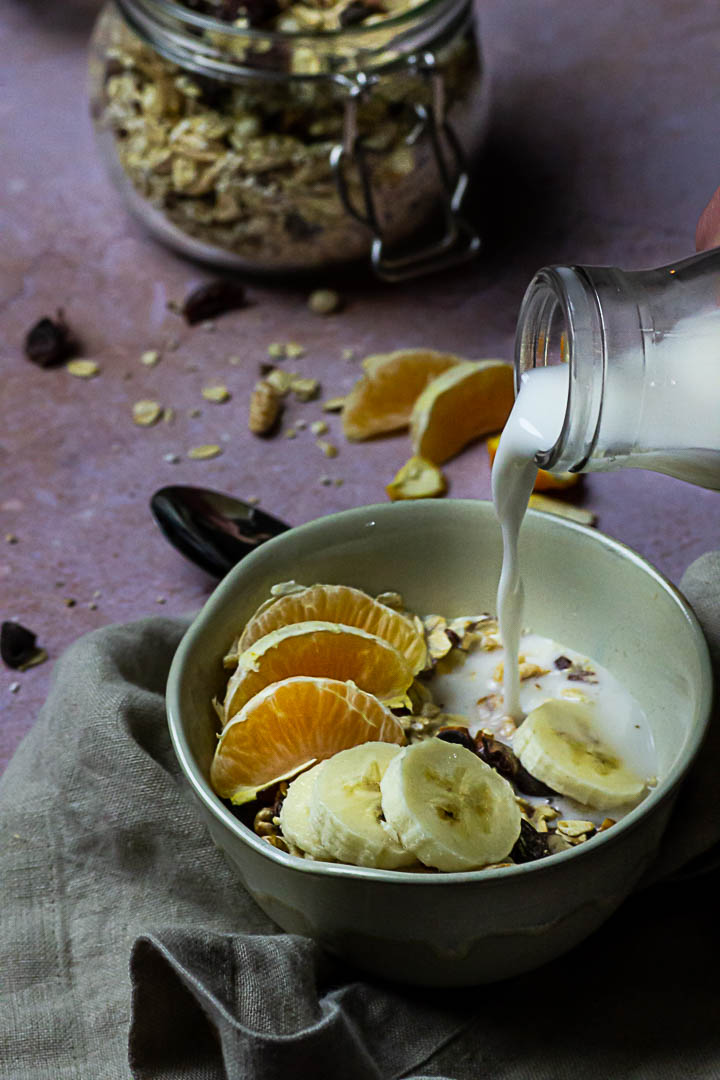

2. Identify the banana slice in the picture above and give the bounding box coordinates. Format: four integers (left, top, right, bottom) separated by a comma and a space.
309, 743, 416, 869
380, 738, 522, 872
512, 699, 646, 809
279, 763, 330, 860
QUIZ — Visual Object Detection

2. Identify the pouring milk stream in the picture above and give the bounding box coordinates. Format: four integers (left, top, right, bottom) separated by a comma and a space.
494, 252, 720, 719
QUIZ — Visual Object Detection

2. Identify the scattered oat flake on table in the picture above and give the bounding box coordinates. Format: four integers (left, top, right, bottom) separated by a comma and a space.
140, 349, 160, 366
188, 444, 223, 460
322, 396, 346, 412
202, 384, 231, 403
284, 428, 298, 439
132, 400, 163, 426
265, 369, 294, 395
310, 419, 328, 435
286, 342, 306, 359
67, 359, 100, 379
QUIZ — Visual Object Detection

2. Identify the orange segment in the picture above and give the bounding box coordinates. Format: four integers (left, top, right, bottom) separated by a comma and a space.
410, 360, 514, 464
487, 434, 580, 491
223, 620, 414, 722
211, 676, 406, 804
235, 583, 427, 674
342, 349, 463, 441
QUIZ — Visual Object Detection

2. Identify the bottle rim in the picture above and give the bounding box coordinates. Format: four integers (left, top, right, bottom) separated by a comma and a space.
514, 265, 606, 472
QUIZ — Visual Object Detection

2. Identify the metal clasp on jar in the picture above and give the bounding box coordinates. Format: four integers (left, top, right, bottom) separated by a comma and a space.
330, 52, 480, 282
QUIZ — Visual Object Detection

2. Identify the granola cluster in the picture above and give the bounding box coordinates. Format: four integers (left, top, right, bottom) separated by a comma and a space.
89, 2, 480, 269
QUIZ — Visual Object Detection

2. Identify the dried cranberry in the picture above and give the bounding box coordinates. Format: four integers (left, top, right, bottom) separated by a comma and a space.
435, 726, 476, 753
24, 311, 75, 368
181, 280, 246, 324
510, 818, 553, 863
1, 621, 40, 670
554, 655, 572, 670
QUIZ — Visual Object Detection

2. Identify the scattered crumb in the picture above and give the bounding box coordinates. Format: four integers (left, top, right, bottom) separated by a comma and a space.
5, 533, 18, 544
341, 348, 355, 361
156, 596, 167, 604
319, 474, 332, 486
140, 349, 160, 367
322, 396, 346, 412
310, 419, 328, 436
162, 407, 174, 423
295, 418, 308, 430
64, 598, 76, 608
188, 407, 202, 418
284, 428, 297, 439
316, 439, 338, 458
9, 682, 20, 694
163, 452, 180, 464
291, 376, 320, 402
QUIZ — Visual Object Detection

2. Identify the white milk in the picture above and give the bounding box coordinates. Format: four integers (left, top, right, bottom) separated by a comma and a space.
491, 364, 569, 718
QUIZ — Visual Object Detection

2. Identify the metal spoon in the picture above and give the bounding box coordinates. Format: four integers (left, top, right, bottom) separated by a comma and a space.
150, 485, 291, 578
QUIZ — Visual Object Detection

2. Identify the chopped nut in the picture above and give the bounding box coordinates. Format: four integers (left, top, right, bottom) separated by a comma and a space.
597, 817, 616, 832
308, 288, 341, 315
66, 359, 99, 379
201, 384, 231, 403
310, 419, 328, 435
249, 380, 282, 435
316, 438, 338, 458
322, 396, 346, 412
140, 349, 161, 366
132, 400, 163, 426
557, 819, 596, 839
188, 444, 223, 459
285, 342, 306, 359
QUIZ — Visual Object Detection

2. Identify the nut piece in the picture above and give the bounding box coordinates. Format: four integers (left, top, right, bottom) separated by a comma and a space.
249, 379, 282, 435
308, 289, 341, 315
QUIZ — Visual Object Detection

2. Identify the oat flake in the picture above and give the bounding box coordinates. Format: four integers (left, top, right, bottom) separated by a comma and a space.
67, 360, 100, 379
133, 400, 163, 426
188, 444, 222, 459
202, 384, 231, 403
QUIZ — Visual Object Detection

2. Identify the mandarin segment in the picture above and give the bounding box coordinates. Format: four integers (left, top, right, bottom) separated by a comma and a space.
223, 620, 415, 722
410, 360, 515, 464
234, 583, 426, 674
342, 349, 463, 441
211, 676, 406, 804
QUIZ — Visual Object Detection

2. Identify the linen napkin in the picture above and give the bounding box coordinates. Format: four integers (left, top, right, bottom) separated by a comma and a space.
1, 553, 719, 1080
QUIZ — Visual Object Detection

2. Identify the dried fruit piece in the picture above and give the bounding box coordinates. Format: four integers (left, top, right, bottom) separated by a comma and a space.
188, 444, 222, 459
410, 360, 514, 464
342, 349, 463, 440
249, 380, 282, 434
24, 312, 76, 368
211, 676, 405, 804
528, 494, 597, 526
1, 621, 46, 670
181, 280, 246, 325
510, 818, 553, 863
66, 359, 100, 379
132, 400, 163, 426
486, 434, 580, 491
386, 456, 446, 500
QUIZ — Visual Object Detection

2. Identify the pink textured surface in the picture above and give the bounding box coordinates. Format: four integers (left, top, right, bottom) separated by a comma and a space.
2, 0, 720, 773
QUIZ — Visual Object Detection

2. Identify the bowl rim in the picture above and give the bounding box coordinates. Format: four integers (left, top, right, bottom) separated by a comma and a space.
166, 498, 714, 885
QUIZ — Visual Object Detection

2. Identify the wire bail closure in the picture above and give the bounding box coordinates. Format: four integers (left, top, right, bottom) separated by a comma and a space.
330, 52, 480, 282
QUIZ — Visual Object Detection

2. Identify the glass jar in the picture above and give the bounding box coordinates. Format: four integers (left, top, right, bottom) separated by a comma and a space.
88, 0, 486, 278
514, 250, 720, 489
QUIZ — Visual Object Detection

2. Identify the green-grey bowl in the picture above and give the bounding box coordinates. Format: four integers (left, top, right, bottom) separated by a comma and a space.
166, 499, 712, 986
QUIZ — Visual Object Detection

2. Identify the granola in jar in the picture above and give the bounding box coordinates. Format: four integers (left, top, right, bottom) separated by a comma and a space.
88, 0, 485, 274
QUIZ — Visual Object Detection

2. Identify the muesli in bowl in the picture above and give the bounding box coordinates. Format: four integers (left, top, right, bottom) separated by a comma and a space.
210, 581, 655, 873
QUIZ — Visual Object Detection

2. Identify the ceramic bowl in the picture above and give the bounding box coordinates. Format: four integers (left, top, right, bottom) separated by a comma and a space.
166, 500, 712, 986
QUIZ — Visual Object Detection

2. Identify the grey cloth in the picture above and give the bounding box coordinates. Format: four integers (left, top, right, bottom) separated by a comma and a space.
1, 554, 720, 1079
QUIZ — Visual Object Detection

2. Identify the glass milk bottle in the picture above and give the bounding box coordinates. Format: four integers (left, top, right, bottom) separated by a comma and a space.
514, 250, 720, 489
